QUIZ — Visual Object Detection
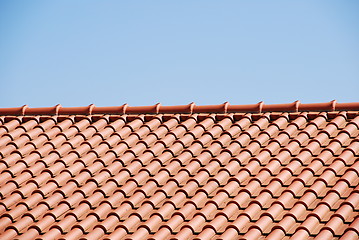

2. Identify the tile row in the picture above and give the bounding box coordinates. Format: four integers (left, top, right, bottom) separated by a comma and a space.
1, 101, 359, 116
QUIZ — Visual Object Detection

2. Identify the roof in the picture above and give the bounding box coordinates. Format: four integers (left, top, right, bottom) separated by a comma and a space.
0, 101, 358, 240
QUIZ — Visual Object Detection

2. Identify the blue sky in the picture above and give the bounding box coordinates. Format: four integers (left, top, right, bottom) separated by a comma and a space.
0, 1, 358, 107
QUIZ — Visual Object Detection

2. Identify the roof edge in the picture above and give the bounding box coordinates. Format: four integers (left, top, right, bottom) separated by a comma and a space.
0, 101, 358, 116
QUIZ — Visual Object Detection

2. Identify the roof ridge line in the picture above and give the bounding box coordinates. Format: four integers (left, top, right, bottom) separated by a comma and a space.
0, 100, 358, 116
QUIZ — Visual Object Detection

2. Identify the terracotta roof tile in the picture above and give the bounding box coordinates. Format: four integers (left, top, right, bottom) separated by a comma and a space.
0, 101, 359, 239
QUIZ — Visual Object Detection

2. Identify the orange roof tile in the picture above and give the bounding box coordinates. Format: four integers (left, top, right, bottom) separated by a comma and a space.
0, 101, 358, 239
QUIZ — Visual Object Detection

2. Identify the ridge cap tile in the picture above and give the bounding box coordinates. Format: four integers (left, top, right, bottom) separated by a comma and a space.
0, 101, 359, 116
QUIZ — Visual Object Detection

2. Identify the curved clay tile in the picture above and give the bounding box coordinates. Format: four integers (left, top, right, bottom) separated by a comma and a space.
0, 102, 358, 239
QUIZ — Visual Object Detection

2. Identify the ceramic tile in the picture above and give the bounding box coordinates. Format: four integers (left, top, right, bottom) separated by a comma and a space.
0, 102, 358, 239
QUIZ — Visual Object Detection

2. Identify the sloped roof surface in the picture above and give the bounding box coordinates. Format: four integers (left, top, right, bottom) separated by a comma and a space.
0, 101, 359, 240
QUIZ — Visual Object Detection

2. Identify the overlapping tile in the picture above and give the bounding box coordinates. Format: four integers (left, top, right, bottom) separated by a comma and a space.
0, 101, 358, 239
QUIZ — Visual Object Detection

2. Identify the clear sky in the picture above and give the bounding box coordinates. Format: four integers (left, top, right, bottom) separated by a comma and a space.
1, 1, 358, 108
